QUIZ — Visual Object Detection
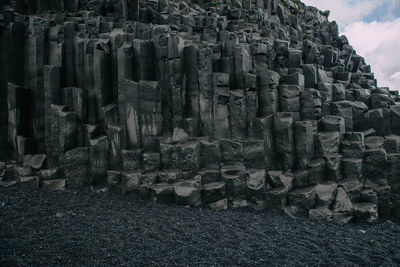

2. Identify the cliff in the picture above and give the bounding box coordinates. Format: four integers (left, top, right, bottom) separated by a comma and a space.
0, 0, 399, 223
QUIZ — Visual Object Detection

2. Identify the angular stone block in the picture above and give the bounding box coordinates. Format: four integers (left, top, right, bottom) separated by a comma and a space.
314, 181, 338, 208
316, 131, 340, 157
121, 149, 142, 171
19, 176, 40, 189
121, 171, 142, 195
143, 153, 160, 173
107, 125, 127, 170
107, 171, 122, 192
158, 169, 182, 184
294, 121, 314, 170
365, 149, 387, 186
333, 187, 354, 224
274, 113, 294, 171
288, 186, 316, 211
221, 164, 247, 199
42, 179, 66, 190
324, 154, 342, 181
173, 176, 202, 206
353, 203, 378, 223
23, 154, 46, 170
246, 169, 266, 201
243, 139, 265, 169
220, 139, 243, 164
63, 147, 88, 188
321, 115, 345, 134
89, 136, 108, 185
200, 140, 221, 169
308, 158, 325, 185
266, 171, 294, 190
150, 183, 174, 204
342, 158, 363, 181
203, 182, 226, 204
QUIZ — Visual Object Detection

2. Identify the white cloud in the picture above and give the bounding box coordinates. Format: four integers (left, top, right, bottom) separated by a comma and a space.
341, 19, 400, 91
301, 0, 400, 91
301, 0, 382, 28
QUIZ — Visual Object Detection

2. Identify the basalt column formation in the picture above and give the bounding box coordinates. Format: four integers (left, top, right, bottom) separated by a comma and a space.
0, 0, 400, 223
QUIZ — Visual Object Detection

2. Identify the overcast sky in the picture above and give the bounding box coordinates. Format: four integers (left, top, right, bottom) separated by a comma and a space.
302, 0, 400, 91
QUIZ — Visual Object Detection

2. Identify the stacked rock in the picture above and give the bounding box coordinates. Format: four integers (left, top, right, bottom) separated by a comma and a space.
0, 0, 399, 223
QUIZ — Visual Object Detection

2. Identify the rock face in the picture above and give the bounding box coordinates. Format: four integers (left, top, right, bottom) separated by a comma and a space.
0, 0, 399, 223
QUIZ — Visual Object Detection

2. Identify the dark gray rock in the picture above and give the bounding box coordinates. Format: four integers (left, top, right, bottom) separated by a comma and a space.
63, 147, 88, 188
173, 176, 202, 206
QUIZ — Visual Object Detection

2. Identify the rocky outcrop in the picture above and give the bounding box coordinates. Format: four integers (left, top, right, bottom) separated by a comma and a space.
0, 0, 399, 223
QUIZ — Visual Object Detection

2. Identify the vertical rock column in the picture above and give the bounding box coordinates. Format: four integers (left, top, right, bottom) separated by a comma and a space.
139, 80, 162, 151
213, 73, 231, 139
0, 24, 9, 159
258, 69, 280, 116
93, 40, 113, 123
183, 45, 200, 134
24, 17, 46, 153
274, 112, 295, 171
8, 83, 34, 161
120, 79, 141, 149
198, 45, 214, 137
43, 65, 61, 166
167, 33, 184, 131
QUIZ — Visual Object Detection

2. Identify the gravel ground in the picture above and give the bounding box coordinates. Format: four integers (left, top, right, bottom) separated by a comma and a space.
0, 187, 399, 266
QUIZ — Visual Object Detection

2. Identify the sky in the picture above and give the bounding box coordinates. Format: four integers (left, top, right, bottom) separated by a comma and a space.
302, 0, 400, 91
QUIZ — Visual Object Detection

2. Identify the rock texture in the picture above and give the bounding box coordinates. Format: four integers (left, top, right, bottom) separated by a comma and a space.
0, 0, 399, 223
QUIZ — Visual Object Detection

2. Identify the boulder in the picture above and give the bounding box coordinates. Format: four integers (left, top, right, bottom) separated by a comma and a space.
158, 169, 182, 184
107, 171, 122, 192
121, 149, 142, 171
242, 139, 265, 169
42, 179, 66, 190
63, 147, 88, 188
321, 116, 345, 134
333, 187, 354, 224
200, 140, 221, 169
89, 136, 108, 185
172, 128, 189, 144
353, 202, 378, 223
23, 154, 47, 170
150, 183, 174, 204
365, 149, 388, 186
203, 182, 226, 204
19, 176, 40, 189
316, 132, 340, 157
314, 181, 338, 208
266, 171, 294, 190
173, 176, 202, 206
342, 158, 363, 181
288, 186, 316, 211
221, 164, 247, 199
308, 208, 333, 221
208, 198, 228, 210
121, 171, 142, 195
246, 169, 266, 201
143, 153, 160, 173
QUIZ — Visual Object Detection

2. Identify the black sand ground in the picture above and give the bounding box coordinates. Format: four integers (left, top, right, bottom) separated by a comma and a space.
0, 187, 399, 266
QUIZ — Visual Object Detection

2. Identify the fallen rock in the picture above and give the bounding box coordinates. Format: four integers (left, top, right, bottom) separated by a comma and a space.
19, 176, 40, 189
309, 207, 333, 221
42, 179, 66, 190
23, 154, 47, 170
314, 181, 338, 208
173, 176, 202, 206
333, 187, 354, 224
203, 182, 226, 204
150, 183, 174, 204
353, 202, 378, 223
288, 186, 316, 211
